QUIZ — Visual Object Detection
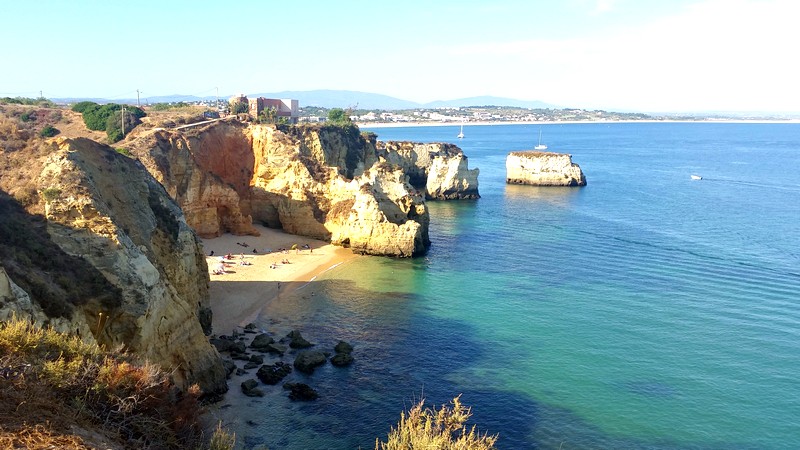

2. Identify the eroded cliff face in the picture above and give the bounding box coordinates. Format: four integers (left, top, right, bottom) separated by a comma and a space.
8, 137, 228, 394
249, 125, 429, 256
133, 122, 477, 257
378, 141, 480, 200
506, 151, 587, 186
135, 123, 258, 238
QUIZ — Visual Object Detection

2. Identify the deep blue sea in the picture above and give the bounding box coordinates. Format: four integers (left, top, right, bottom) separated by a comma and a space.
215, 123, 800, 449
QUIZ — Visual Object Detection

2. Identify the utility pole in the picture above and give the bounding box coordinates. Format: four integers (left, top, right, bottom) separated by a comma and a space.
136, 89, 141, 107
39, 90, 43, 99
215, 87, 219, 110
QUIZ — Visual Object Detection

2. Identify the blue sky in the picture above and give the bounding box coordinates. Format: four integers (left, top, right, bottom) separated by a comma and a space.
2, 0, 798, 112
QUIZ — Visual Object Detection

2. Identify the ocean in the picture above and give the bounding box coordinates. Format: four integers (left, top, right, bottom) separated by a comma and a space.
218, 122, 800, 449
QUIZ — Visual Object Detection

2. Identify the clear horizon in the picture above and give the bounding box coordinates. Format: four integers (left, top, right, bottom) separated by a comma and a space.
2, 0, 798, 113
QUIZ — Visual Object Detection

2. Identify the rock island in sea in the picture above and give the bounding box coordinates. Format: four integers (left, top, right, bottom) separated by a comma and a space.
506, 151, 587, 186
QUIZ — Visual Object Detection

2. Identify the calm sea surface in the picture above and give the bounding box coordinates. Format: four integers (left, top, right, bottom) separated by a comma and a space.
218, 123, 800, 449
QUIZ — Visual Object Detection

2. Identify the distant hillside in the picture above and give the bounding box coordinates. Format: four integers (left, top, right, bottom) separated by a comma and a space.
251, 90, 420, 110
423, 96, 559, 109
52, 90, 556, 111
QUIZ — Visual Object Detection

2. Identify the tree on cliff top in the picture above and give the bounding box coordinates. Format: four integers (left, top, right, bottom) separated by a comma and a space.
327, 108, 351, 124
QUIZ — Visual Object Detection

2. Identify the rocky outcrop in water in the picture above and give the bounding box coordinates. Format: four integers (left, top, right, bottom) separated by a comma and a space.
506, 151, 586, 186
130, 122, 479, 257
0, 137, 227, 395
377, 141, 480, 200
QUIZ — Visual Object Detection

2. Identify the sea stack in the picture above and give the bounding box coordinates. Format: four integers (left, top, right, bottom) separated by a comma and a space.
506, 151, 587, 186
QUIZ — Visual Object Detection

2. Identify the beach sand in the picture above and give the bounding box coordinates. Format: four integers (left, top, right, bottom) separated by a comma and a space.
201, 224, 357, 334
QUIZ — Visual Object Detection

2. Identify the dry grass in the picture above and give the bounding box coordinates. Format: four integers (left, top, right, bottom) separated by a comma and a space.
0, 318, 229, 449
375, 395, 498, 450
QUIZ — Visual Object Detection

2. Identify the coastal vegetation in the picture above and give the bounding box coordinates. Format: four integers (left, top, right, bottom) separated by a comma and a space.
375, 395, 498, 449
0, 317, 225, 449
326, 107, 351, 124
71, 101, 146, 143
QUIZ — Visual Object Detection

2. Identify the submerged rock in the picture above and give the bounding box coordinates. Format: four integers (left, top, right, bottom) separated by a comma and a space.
330, 352, 354, 367
241, 379, 265, 397
283, 382, 319, 401
256, 362, 293, 385
331, 340, 354, 367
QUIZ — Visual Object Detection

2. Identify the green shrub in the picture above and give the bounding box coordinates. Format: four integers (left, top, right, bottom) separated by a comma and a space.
327, 108, 351, 124
20, 111, 34, 122
82, 103, 119, 131
71, 101, 98, 113
41, 187, 61, 202
230, 101, 248, 114
116, 147, 131, 156
39, 125, 59, 138
105, 108, 143, 143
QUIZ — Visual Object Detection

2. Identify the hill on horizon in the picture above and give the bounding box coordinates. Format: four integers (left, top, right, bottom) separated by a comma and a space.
51, 90, 557, 111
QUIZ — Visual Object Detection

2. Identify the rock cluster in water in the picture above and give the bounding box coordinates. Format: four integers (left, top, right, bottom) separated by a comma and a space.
211, 324, 354, 402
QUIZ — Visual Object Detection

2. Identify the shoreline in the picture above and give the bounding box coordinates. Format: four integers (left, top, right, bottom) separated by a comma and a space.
357, 118, 800, 129
201, 225, 358, 335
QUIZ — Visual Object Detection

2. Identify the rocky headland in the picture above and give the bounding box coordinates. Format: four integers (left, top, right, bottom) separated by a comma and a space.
506, 151, 587, 186
128, 122, 479, 257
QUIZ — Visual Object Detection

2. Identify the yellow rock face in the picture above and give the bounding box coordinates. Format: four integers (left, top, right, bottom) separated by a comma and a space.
28, 137, 227, 394
506, 151, 587, 186
132, 123, 482, 257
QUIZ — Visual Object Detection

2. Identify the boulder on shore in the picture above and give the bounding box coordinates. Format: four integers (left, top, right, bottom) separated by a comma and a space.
286, 330, 313, 349
250, 333, 275, 351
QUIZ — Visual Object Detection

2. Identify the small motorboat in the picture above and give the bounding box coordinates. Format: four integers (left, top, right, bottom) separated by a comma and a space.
691, 175, 702, 180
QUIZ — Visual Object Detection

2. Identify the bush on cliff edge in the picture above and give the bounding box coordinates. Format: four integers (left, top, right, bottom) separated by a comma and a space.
375, 395, 498, 449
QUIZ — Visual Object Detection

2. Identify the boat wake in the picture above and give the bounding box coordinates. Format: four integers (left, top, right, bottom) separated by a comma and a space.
701, 177, 800, 192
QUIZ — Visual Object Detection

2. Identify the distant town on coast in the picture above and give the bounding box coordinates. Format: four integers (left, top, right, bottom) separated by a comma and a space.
24, 89, 799, 126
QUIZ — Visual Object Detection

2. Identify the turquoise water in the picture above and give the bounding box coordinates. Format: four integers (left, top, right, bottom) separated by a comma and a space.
226, 123, 800, 449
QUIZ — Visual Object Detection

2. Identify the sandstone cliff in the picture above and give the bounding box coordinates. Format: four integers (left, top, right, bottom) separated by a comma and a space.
506, 151, 587, 186
0, 137, 226, 395
130, 122, 479, 257
377, 141, 480, 200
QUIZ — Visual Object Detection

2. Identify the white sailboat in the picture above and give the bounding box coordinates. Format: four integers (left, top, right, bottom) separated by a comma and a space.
534, 129, 547, 150
457, 124, 464, 139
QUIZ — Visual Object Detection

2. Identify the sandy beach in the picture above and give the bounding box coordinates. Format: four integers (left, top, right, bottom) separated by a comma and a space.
201, 225, 358, 334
